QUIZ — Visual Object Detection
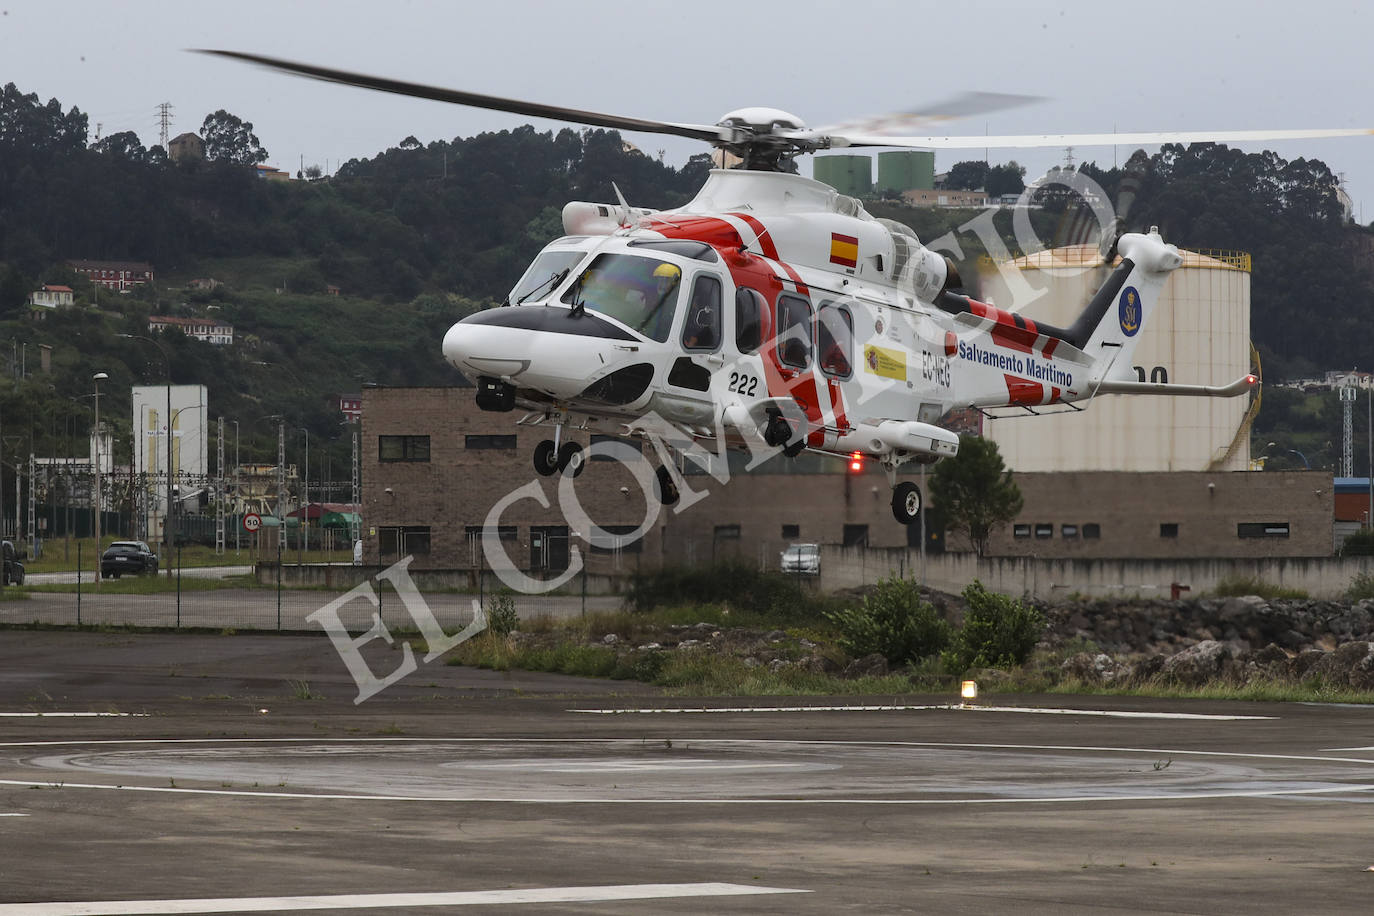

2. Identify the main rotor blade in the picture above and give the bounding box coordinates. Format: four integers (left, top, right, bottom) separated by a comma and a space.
800, 91, 1040, 139
195, 49, 724, 143
831, 126, 1374, 150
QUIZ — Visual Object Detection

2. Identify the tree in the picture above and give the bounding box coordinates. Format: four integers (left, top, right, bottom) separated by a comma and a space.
986, 161, 1026, 197
200, 110, 268, 164
93, 130, 148, 162
929, 435, 1023, 556
944, 160, 989, 190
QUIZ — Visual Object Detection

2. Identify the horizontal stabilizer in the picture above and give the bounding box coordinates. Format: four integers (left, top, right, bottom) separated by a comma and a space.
1091, 374, 1258, 398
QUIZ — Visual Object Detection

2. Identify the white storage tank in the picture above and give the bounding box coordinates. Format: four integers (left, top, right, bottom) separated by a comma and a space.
978, 245, 1253, 472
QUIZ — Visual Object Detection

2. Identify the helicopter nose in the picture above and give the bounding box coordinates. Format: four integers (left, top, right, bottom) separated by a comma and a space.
442, 320, 529, 378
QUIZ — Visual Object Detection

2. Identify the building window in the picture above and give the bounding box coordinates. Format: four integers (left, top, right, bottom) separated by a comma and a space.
1160, 523, 1179, 538
714, 524, 741, 540
379, 525, 431, 556
464, 525, 517, 542
589, 524, 644, 554
1034, 523, 1053, 539
465, 434, 516, 450
1238, 522, 1291, 538
379, 435, 430, 462
1013, 523, 1031, 539
1061, 524, 1078, 538
781, 523, 800, 539
590, 433, 641, 460
1082, 523, 1101, 539
842, 524, 869, 547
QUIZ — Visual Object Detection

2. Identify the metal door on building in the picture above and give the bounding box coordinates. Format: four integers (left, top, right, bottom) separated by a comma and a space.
530, 525, 569, 572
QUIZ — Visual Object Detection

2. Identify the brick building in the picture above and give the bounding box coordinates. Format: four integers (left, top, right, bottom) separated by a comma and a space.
67, 259, 154, 292
360, 387, 919, 573
361, 387, 1341, 574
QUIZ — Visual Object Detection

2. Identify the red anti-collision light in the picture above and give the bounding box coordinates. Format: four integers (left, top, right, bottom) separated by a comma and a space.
849, 451, 864, 472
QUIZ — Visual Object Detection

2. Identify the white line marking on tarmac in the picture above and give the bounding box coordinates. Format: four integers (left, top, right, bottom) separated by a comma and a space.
1, 776, 1369, 805
0, 882, 809, 914
0, 813, 28, 817
0, 713, 145, 717
568, 704, 1275, 720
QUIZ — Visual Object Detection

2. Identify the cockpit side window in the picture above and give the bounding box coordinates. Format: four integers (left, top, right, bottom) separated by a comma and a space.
818, 302, 854, 378
682, 275, 722, 351
776, 294, 813, 369
559, 253, 682, 342
508, 249, 585, 305
735, 288, 766, 354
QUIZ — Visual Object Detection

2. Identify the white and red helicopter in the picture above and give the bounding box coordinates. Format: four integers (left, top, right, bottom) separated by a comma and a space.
206, 51, 1371, 525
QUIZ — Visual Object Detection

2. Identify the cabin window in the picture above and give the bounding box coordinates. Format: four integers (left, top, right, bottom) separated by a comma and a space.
508, 249, 584, 304
776, 294, 813, 369
560, 253, 682, 342
735, 288, 766, 354
682, 275, 722, 350
818, 303, 854, 378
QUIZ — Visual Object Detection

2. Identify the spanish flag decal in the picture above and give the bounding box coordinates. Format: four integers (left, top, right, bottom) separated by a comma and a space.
864, 344, 906, 380
829, 232, 859, 268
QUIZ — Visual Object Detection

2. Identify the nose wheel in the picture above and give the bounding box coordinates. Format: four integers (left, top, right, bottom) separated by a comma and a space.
891, 481, 922, 525
533, 439, 586, 477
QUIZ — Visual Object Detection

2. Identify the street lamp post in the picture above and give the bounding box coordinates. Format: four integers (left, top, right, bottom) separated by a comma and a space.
92, 372, 107, 581
298, 427, 309, 557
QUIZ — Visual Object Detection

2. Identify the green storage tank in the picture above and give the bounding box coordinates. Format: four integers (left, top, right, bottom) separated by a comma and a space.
813, 155, 872, 197
876, 150, 935, 194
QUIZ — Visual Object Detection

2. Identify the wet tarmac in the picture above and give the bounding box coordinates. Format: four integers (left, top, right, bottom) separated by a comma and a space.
1, 630, 1373, 914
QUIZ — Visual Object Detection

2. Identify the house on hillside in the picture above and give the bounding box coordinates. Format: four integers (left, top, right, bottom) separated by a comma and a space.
254, 164, 291, 181
28, 285, 74, 309
168, 132, 203, 162
148, 315, 234, 346
67, 259, 154, 292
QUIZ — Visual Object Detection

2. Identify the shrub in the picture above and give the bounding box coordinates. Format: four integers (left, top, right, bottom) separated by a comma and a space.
824, 576, 950, 665
1211, 575, 1308, 600
486, 594, 519, 636
625, 563, 834, 622
1346, 570, 1374, 602
1340, 530, 1374, 558
945, 580, 1045, 673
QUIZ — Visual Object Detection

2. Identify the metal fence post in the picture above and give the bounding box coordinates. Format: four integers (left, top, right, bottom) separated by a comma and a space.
175, 543, 182, 629
76, 542, 81, 626
276, 534, 282, 631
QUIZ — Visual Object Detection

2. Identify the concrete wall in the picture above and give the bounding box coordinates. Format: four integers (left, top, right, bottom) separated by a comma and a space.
818, 545, 1374, 601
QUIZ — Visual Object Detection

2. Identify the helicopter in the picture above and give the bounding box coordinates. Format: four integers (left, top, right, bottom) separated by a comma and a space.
203, 51, 1371, 525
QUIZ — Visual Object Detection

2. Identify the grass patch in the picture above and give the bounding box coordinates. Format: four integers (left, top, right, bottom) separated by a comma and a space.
1209, 575, 1309, 600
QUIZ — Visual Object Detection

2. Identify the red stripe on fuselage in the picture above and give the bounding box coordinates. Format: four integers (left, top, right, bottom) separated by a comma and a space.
1004, 375, 1044, 406
727, 212, 779, 260
970, 298, 1039, 354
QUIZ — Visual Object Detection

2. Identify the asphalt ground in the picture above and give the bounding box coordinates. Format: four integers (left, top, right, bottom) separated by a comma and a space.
1, 631, 1373, 914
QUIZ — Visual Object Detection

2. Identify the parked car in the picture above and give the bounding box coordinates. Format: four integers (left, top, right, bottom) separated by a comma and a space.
100, 541, 159, 578
1, 540, 23, 586
780, 542, 820, 575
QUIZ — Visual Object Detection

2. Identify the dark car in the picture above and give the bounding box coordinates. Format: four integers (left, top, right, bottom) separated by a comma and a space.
100, 540, 159, 578
1, 540, 23, 586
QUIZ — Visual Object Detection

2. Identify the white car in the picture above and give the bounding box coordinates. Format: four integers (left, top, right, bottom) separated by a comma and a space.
780, 543, 820, 575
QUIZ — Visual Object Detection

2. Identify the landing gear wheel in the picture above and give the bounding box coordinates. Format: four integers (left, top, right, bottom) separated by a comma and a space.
764, 413, 792, 448
532, 439, 559, 477
891, 481, 922, 525
557, 441, 585, 478
783, 437, 805, 458
656, 466, 680, 506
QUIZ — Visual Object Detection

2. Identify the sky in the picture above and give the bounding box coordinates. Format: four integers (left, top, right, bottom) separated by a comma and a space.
5, 0, 1374, 220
